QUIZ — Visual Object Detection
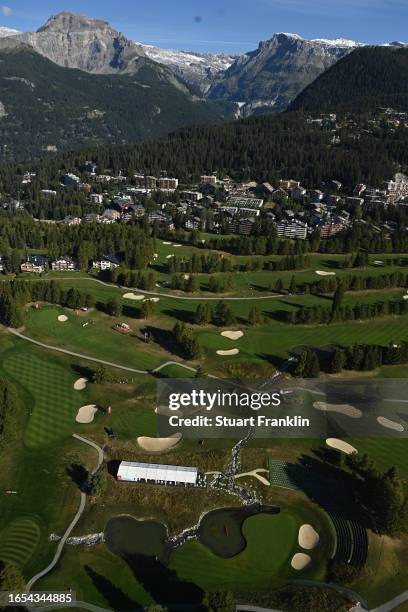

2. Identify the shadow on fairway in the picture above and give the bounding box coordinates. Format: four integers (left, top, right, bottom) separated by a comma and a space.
162, 308, 194, 324
70, 364, 94, 380
66, 463, 89, 492
85, 566, 142, 611
125, 553, 204, 609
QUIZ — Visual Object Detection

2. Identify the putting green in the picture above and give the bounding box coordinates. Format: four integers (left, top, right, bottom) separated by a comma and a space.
0, 517, 41, 568
3, 352, 77, 448
169, 512, 300, 590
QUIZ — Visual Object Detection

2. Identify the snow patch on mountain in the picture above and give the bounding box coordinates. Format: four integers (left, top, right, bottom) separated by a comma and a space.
0, 27, 20, 38
140, 44, 237, 93
312, 37, 363, 48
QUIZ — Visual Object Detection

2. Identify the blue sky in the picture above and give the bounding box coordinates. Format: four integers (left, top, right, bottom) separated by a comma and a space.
1, 0, 407, 53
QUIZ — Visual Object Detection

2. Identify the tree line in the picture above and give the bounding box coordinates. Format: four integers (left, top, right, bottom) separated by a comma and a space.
294, 341, 408, 376
288, 297, 408, 325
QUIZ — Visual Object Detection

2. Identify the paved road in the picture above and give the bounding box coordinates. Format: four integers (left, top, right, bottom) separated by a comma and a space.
34, 602, 112, 612
27, 435, 104, 592
25, 275, 283, 302
371, 591, 408, 612
8, 328, 197, 376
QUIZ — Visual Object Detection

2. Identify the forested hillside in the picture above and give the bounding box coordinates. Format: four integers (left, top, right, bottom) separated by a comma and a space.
2, 110, 407, 192
290, 47, 408, 112
0, 46, 233, 162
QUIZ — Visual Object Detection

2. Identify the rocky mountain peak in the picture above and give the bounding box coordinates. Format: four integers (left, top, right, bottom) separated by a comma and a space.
16, 11, 146, 74
37, 11, 116, 34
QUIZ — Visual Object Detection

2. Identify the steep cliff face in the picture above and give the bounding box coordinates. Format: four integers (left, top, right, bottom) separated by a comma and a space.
16, 12, 147, 74
208, 33, 361, 114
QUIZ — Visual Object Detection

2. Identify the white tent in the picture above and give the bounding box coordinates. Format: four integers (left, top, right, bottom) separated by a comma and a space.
117, 461, 198, 485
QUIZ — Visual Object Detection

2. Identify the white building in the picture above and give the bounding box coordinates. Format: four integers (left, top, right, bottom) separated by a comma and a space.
276, 220, 308, 240
90, 193, 103, 204
51, 256, 77, 271
117, 461, 198, 486
92, 255, 120, 271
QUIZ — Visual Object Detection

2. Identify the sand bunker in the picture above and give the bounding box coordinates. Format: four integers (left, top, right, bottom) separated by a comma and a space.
298, 525, 320, 550
123, 293, 145, 301
216, 348, 240, 356
162, 241, 172, 245
315, 270, 336, 276
74, 378, 88, 391
403, 295, 408, 300
313, 401, 362, 418
58, 315, 68, 322
76, 405, 98, 424
326, 438, 358, 455
221, 330, 244, 340
137, 433, 182, 452
183, 274, 190, 280
174, 244, 182, 247
291, 553, 311, 570
144, 297, 160, 303
166, 254, 175, 259
377, 416, 404, 432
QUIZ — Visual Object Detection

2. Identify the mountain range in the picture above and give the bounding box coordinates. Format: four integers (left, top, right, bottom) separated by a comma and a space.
1, 13, 368, 112
0, 11, 406, 161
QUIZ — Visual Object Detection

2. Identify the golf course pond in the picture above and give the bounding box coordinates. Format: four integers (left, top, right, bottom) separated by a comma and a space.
104, 505, 280, 563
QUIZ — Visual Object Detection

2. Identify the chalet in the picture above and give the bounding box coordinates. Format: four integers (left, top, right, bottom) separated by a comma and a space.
200, 174, 217, 185
148, 211, 174, 228
230, 217, 256, 236
280, 179, 300, 190
271, 188, 288, 201
262, 182, 274, 195
92, 255, 120, 271
185, 216, 203, 231
90, 193, 103, 205
21, 255, 48, 274
51, 256, 77, 272
101, 209, 121, 222
62, 173, 81, 187
180, 190, 203, 202
289, 186, 307, 201
158, 177, 178, 191
310, 189, 324, 201
63, 216, 82, 226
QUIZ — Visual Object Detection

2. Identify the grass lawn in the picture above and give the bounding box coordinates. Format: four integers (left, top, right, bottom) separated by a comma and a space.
3, 349, 79, 448
24, 305, 168, 371
169, 508, 328, 591
22, 291, 408, 375
36, 545, 154, 609
0, 517, 41, 567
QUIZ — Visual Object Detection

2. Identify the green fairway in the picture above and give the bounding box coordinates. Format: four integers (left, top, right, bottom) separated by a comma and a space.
24, 305, 166, 371
3, 350, 78, 448
0, 517, 41, 568
169, 511, 320, 591
197, 314, 408, 366
352, 439, 408, 474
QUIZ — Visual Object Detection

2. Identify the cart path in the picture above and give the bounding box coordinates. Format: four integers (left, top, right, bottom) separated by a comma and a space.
22, 275, 283, 301
7, 328, 197, 375
27, 435, 104, 592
